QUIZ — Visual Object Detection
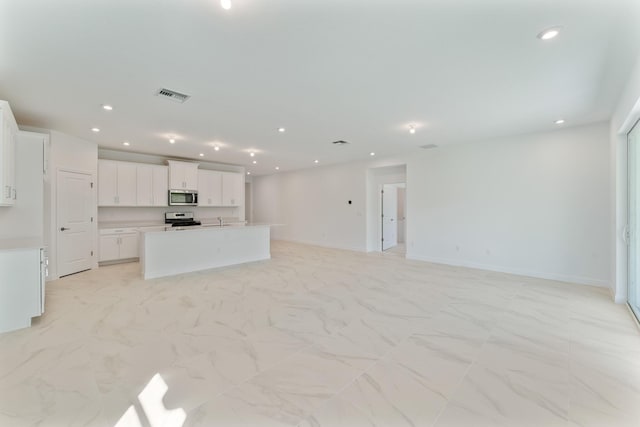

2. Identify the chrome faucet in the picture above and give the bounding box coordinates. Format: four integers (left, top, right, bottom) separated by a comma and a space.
218, 216, 223, 226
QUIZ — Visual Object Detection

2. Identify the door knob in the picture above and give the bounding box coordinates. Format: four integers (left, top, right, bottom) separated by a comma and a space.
60, 227, 69, 231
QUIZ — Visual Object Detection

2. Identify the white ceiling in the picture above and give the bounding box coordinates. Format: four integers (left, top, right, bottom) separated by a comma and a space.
1, 0, 638, 175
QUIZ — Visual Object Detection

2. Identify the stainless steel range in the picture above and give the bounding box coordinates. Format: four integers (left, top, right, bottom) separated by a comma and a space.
165, 212, 201, 227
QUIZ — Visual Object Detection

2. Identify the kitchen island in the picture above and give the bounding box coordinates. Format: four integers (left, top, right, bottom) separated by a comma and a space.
140, 224, 271, 279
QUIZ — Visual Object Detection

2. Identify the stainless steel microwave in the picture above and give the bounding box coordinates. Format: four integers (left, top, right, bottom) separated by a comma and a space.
169, 190, 198, 206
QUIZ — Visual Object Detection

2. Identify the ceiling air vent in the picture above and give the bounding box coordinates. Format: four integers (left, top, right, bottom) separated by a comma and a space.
420, 144, 438, 149
155, 88, 191, 103
332, 140, 350, 145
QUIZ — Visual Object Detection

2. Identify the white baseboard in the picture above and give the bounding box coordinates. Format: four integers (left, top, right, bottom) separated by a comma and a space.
615, 293, 627, 304
405, 252, 609, 288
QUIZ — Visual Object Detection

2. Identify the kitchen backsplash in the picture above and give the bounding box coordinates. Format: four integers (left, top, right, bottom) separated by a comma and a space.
98, 206, 240, 224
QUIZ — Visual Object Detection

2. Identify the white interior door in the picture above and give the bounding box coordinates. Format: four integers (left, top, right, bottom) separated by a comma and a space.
382, 185, 398, 251
245, 182, 252, 223
397, 186, 406, 244
57, 170, 93, 277
628, 119, 640, 320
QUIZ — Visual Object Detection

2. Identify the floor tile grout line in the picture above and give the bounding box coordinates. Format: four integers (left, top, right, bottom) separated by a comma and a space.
429, 280, 525, 427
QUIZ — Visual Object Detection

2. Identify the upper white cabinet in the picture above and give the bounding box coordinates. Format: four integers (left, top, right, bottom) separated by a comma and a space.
136, 164, 168, 207
97, 157, 242, 209
98, 160, 137, 206
198, 170, 223, 206
167, 160, 198, 190
0, 101, 18, 206
221, 172, 243, 206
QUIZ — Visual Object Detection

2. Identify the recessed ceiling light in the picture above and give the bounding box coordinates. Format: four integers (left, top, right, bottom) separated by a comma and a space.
275, 166, 280, 170
278, 127, 286, 133
214, 146, 220, 151
123, 141, 130, 146
555, 119, 565, 125
221, 0, 231, 10
314, 159, 319, 164
247, 171, 251, 175
537, 27, 561, 40
252, 160, 257, 164
199, 153, 204, 157
409, 125, 416, 134
102, 104, 113, 111
370, 152, 375, 156
169, 138, 175, 144
91, 127, 100, 133
250, 152, 255, 157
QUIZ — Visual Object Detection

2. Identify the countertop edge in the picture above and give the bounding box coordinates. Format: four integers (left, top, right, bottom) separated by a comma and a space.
0, 237, 45, 251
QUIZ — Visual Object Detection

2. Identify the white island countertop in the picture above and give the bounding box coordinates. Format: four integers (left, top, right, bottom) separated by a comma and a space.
0, 237, 44, 251
139, 223, 275, 233
99, 219, 255, 230
140, 223, 273, 279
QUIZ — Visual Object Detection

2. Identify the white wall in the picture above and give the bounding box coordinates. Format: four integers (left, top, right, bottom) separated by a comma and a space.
47, 131, 98, 280
0, 131, 45, 240
253, 162, 368, 251
254, 122, 612, 287
406, 122, 611, 287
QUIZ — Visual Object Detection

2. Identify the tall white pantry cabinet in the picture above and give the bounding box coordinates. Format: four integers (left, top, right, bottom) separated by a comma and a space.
0, 101, 18, 206
0, 102, 47, 333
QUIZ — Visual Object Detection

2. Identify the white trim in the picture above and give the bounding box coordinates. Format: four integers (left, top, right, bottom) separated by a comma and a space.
619, 97, 640, 134
616, 102, 640, 303
405, 252, 610, 288
626, 303, 640, 330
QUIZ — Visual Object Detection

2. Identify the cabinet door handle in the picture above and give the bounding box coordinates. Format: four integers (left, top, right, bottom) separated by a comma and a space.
60, 227, 69, 231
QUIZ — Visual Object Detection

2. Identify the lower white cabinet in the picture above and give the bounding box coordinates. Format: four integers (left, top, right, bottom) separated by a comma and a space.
0, 246, 45, 333
99, 228, 138, 262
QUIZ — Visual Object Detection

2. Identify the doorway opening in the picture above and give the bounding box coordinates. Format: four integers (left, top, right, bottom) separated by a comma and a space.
366, 164, 406, 254
381, 183, 406, 254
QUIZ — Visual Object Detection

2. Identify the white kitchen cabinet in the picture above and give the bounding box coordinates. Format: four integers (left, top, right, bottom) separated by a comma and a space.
136, 164, 168, 206
98, 160, 137, 206
221, 172, 243, 206
198, 169, 223, 206
167, 160, 198, 190
0, 101, 18, 206
99, 228, 138, 262
0, 245, 45, 333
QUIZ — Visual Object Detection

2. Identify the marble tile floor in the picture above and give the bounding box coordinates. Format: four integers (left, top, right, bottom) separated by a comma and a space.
1, 241, 639, 427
